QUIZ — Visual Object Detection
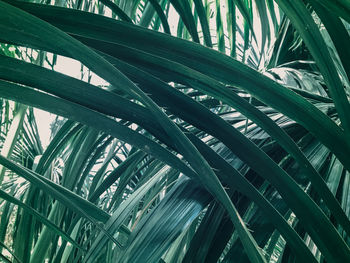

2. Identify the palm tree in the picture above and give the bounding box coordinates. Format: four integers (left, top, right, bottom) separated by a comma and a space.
0, 0, 349, 262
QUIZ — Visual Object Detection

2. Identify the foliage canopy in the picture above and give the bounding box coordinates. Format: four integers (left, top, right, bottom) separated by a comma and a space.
0, 0, 350, 262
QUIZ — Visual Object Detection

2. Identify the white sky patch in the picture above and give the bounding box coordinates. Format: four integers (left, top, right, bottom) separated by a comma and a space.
34, 109, 56, 150
53, 55, 82, 79
34, 53, 109, 150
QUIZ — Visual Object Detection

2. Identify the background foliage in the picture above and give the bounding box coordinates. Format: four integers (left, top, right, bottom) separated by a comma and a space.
0, 0, 350, 262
